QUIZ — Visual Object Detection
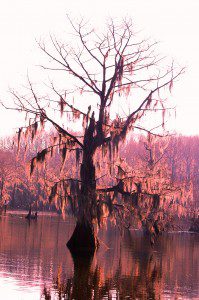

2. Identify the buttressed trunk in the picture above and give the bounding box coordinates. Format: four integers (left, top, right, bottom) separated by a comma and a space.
67, 120, 98, 254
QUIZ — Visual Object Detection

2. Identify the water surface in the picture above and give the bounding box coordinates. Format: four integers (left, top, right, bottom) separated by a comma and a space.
0, 213, 198, 299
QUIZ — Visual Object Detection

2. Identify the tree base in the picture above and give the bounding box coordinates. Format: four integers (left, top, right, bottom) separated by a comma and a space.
67, 221, 98, 255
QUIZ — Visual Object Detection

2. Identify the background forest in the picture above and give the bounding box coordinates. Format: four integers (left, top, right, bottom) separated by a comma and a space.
0, 132, 198, 224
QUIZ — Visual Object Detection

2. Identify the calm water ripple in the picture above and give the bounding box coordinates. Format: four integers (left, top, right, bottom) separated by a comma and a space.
0, 213, 198, 299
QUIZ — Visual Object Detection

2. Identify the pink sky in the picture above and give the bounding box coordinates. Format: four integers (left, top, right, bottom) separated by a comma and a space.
0, 0, 198, 136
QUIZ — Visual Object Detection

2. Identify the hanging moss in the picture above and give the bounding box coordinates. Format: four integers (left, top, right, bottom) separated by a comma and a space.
106, 194, 113, 215
73, 108, 81, 121
67, 195, 76, 215
59, 134, 62, 146
109, 165, 112, 176
97, 203, 102, 227
30, 157, 36, 175
50, 146, 54, 157
146, 94, 152, 108
102, 143, 108, 158
108, 140, 112, 161
59, 97, 66, 117
40, 114, 45, 128
33, 121, 38, 135
49, 182, 58, 203
75, 148, 81, 166
36, 148, 48, 163
112, 135, 120, 158
70, 179, 79, 197
82, 114, 87, 129
61, 145, 67, 164
30, 148, 48, 175
17, 128, 22, 152
31, 122, 38, 141
162, 109, 165, 129
117, 55, 124, 86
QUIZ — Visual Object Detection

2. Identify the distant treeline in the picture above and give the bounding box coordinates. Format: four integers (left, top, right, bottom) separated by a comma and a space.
0, 133, 198, 217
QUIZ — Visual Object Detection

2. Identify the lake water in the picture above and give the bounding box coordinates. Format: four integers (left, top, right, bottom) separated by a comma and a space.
0, 212, 198, 299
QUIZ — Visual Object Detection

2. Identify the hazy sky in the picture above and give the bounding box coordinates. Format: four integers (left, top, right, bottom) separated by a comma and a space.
0, 0, 198, 136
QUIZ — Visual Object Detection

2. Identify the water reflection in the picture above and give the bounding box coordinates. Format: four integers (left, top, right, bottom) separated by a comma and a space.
0, 214, 198, 299
47, 251, 162, 299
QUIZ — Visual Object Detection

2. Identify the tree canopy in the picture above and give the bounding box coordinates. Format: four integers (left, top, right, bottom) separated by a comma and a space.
2, 16, 184, 251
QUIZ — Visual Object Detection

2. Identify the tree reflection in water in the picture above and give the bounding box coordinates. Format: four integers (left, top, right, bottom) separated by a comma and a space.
42, 232, 163, 299
52, 257, 161, 299
42, 227, 199, 300
0, 215, 198, 299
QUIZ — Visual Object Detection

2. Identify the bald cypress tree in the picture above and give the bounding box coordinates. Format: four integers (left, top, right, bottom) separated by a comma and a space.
6, 16, 183, 253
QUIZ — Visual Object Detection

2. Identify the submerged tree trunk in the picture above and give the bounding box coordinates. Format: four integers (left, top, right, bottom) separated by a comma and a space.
71, 249, 94, 299
67, 220, 98, 254
67, 157, 98, 254
67, 122, 98, 254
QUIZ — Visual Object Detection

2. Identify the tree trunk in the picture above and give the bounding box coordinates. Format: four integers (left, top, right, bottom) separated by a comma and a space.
67, 220, 98, 255
67, 123, 98, 254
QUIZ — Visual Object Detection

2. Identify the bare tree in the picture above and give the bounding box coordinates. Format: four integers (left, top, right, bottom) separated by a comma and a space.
2, 16, 184, 253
